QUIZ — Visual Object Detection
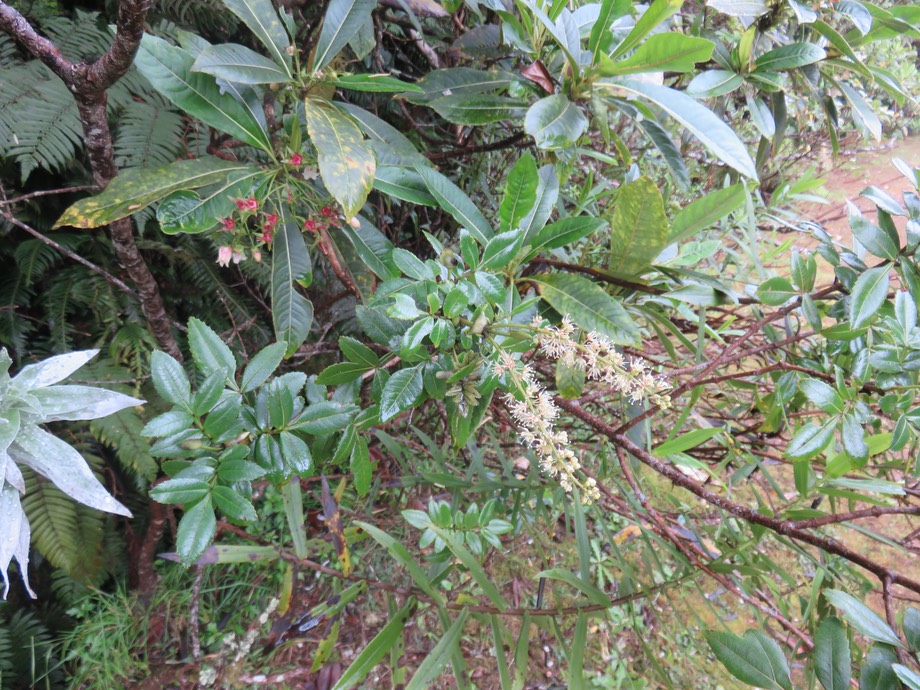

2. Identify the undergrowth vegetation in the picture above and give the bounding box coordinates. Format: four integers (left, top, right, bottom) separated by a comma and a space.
1, 0, 920, 687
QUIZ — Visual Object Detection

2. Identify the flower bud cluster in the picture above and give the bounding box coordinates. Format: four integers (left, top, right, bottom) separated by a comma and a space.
536, 316, 671, 409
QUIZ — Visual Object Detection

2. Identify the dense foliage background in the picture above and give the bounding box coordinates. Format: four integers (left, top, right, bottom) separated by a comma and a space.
1, 0, 920, 686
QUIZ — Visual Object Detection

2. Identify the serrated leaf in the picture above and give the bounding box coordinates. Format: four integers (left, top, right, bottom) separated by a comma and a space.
705, 629, 792, 690
608, 176, 669, 275
150, 351, 191, 407
825, 590, 905, 648
291, 401, 359, 434
860, 644, 898, 690
176, 498, 216, 565
532, 273, 640, 344
241, 342, 287, 393
380, 366, 423, 421
188, 317, 236, 382
787, 417, 837, 460
815, 618, 851, 690
304, 97, 376, 219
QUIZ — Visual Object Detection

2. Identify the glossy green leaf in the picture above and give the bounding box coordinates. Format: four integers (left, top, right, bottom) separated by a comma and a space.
815, 618, 851, 690
312, 0, 376, 71
304, 97, 376, 219
904, 608, 920, 651
532, 273, 640, 344
350, 435, 372, 496
601, 33, 714, 75
893, 665, 920, 690
525, 95, 588, 150
520, 164, 560, 242
191, 43, 289, 84
135, 34, 271, 152
849, 265, 890, 329
670, 184, 746, 244
787, 417, 837, 460
754, 42, 826, 70
188, 317, 236, 382
328, 74, 424, 93
429, 525, 509, 610
373, 166, 437, 206
272, 218, 314, 355
401, 67, 512, 104
800, 378, 844, 414
590, 0, 632, 63
528, 218, 608, 258
839, 81, 882, 141
429, 94, 526, 125
241, 342, 287, 393
380, 366, 423, 421
290, 401, 359, 434
860, 644, 899, 690
176, 498, 217, 566
500, 152, 538, 233
825, 590, 905, 647
758, 277, 798, 305
609, 0, 684, 60
212, 485, 258, 522
654, 428, 722, 455
357, 521, 444, 604
223, 0, 292, 78
612, 81, 758, 180
705, 629, 792, 690
150, 351, 191, 408
416, 166, 493, 244
55, 157, 248, 229
608, 176, 669, 274
338, 215, 399, 280
850, 213, 899, 261
687, 70, 744, 98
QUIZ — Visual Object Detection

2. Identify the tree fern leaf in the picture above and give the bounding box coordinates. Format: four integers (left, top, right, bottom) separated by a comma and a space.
21, 465, 106, 583
114, 100, 185, 169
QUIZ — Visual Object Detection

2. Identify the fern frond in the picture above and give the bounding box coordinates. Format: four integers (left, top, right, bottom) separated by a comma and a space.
114, 100, 185, 169
152, 0, 240, 36
4, 75, 83, 182
42, 10, 113, 63
0, 32, 17, 67
0, 609, 59, 687
13, 238, 66, 286
21, 464, 107, 584
90, 409, 159, 484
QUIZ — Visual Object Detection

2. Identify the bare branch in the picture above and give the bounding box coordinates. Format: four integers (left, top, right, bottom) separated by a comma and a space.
0, 2, 74, 83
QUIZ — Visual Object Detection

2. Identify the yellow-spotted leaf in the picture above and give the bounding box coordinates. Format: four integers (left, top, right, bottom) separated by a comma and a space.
54, 158, 251, 229
608, 176, 669, 275
304, 97, 376, 219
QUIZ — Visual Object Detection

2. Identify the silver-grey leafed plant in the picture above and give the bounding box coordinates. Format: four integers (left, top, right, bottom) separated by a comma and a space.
0, 347, 142, 598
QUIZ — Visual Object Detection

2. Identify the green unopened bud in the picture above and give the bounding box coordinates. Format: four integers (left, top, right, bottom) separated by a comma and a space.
179, 438, 205, 450
471, 312, 489, 335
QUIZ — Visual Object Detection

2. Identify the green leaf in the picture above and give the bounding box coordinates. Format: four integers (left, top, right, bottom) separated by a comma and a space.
608, 176, 669, 275
272, 218, 314, 355
401, 67, 512, 105
415, 166, 493, 244
150, 477, 211, 504
317, 361, 372, 385
157, 170, 262, 235
327, 74, 424, 93
524, 95, 588, 150
350, 435, 372, 496
904, 608, 920, 651
704, 629, 792, 690
893, 665, 920, 690
532, 273, 640, 344
428, 94, 526, 125
520, 164, 560, 242
151, 351, 191, 408
824, 590, 905, 647
670, 184, 746, 244
754, 42, 826, 70
338, 215, 400, 280
757, 277, 798, 306
611, 81, 758, 180
405, 609, 469, 690
332, 600, 415, 690
609, 0, 684, 60
481, 230, 524, 270
849, 265, 891, 329
312, 0, 376, 71
535, 568, 612, 606
340, 336, 379, 368
860, 644, 899, 690
291, 401, 358, 435
241, 342, 287, 393
54, 157, 249, 229
188, 317, 236, 382
590, 0, 632, 63
357, 521, 444, 604
687, 70, 744, 98
600, 33, 714, 75
176, 498, 217, 566
800, 378, 844, 414
217, 459, 266, 482
815, 618, 851, 690
429, 525, 509, 611
786, 417, 837, 460
191, 43, 289, 84
380, 366, 424, 421
850, 213, 900, 261
654, 428, 722, 455
839, 81, 882, 141
223, 0, 292, 78
212, 485, 258, 522
528, 217, 607, 258
499, 152, 539, 233
304, 97, 376, 219
373, 166, 437, 206
135, 34, 271, 152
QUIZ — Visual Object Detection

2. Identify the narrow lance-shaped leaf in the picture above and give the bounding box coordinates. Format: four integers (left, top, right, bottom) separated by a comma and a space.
191, 43, 290, 84
415, 166, 493, 244
704, 629, 792, 690
272, 215, 314, 355
304, 97, 376, 219
815, 617, 851, 690
824, 590, 906, 647
223, 0, 293, 79
312, 0, 376, 72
